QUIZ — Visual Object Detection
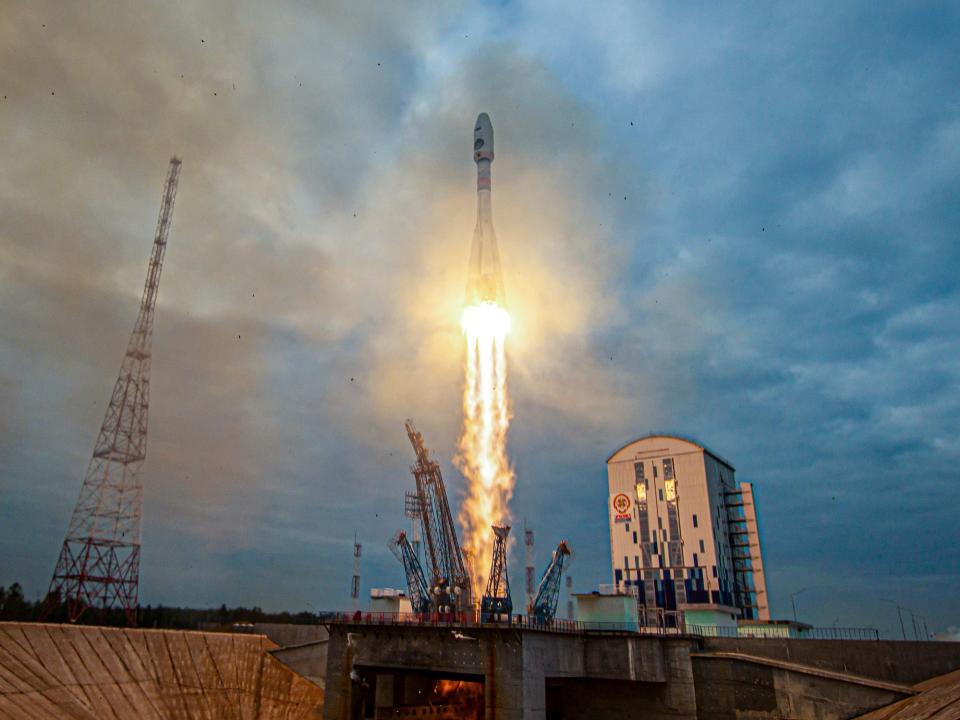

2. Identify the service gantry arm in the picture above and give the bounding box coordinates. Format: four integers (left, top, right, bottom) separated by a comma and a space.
530, 540, 572, 623
404, 420, 471, 611
389, 530, 431, 614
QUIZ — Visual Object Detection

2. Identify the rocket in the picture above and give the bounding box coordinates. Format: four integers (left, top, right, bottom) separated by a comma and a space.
466, 112, 506, 306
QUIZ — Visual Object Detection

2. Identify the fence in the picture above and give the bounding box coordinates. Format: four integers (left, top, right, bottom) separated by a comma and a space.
324, 612, 880, 640
326, 611, 663, 635
686, 624, 880, 640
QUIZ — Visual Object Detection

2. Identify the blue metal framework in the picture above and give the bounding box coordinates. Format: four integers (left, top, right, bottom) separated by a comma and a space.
390, 531, 431, 614
531, 541, 572, 623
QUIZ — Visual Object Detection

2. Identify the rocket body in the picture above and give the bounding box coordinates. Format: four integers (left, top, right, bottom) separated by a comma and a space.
466, 113, 506, 306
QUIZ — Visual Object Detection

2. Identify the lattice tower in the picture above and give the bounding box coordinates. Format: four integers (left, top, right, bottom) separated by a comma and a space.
480, 524, 512, 622
404, 419, 471, 612
43, 158, 181, 625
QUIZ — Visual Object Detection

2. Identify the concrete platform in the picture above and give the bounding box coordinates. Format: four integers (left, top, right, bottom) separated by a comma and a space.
289, 620, 960, 720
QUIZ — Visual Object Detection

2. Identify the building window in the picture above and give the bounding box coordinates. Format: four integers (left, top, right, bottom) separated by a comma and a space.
632, 531, 638, 544
651, 540, 658, 554
658, 488, 664, 501
693, 553, 699, 566
699, 539, 705, 553
692, 514, 698, 528
663, 457, 674, 480
712, 565, 718, 578
653, 465, 658, 478
634, 462, 644, 480
625, 523, 630, 533
665, 479, 677, 502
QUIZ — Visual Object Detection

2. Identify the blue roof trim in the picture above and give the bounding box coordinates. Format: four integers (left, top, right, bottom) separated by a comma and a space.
606, 432, 735, 471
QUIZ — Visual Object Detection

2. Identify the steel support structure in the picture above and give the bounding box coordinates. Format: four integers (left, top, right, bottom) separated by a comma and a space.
480, 524, 512, 622
404, 420, 471, 612
531, 540, 571, 624
42, 158, 181, 625
389, 530, 431, 614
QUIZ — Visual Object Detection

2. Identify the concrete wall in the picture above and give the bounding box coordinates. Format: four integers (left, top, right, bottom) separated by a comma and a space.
312, 624, 960, 720
692, 657, 906, 720
274, 640, 329, 689
699, 638, 960, 685
255, 623, 329, 648
319, 625, 693, 720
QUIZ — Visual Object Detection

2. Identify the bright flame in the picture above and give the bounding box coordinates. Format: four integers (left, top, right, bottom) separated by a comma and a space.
457, 301, 513, 600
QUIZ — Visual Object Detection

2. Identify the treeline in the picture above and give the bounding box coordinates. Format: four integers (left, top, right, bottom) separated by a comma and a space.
0, 583, 327, 629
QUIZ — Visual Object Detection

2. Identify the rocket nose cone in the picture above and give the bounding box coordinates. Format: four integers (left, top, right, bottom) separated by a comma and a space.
474, 112, 494, 163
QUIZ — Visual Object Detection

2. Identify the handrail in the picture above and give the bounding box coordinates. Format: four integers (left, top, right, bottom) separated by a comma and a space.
323, 611, 664, 635
319, 612, 880, 640
686, 624, 880, 640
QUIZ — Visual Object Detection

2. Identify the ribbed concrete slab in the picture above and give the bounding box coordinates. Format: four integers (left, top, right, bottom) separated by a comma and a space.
0, 622, 323, 719
857, 669, 960, 720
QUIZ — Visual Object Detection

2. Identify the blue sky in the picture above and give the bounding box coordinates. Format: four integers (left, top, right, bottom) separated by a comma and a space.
1, 1, 958, 639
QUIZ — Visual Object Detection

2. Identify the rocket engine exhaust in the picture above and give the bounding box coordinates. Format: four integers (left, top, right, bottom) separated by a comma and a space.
457, 113, 515, 600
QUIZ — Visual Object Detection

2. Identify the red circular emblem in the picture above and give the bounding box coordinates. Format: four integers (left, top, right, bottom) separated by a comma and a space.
612, 493, 631, 515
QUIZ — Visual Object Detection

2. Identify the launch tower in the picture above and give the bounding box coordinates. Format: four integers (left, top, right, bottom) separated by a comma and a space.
405, 420, 472, 613
480, 525, 512, 623
43, 157, 181, 625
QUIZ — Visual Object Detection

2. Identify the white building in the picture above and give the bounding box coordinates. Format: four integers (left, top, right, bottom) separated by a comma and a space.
606, 434, 769, 627
369, 588, 412, 614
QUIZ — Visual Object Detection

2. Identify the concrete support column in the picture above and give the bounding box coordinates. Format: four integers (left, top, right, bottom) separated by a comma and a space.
322, 632, 351, 720
374, 673, 395, 711
485, 633, 536, 720
521, 666, 546, 719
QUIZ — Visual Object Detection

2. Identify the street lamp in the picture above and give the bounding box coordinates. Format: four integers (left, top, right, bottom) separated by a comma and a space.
880, 599, 907, 640
910, 612, 930, 640
790, 588, 807, 623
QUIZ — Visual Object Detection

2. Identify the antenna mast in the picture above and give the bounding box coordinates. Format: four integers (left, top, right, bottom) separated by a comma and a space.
524, 520, 535, 614
351, 534, 362, 611
43, 158, 182, 625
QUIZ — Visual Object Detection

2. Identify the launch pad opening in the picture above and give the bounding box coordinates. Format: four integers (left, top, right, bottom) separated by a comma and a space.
355, 666, 484, 720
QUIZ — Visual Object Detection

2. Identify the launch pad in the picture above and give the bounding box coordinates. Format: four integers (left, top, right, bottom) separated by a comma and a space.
316, 619, 682, 720
269, 618, 960, 720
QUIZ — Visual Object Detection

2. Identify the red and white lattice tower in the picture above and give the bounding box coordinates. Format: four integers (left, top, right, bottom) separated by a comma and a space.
351, 534, 362, 611
524, 520, 535, 613
43, 158, 182, 625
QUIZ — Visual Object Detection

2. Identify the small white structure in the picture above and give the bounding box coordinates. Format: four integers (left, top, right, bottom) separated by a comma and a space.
574, 592, 639, 632
681, 603, 740, 635
737, 619, 812, 638
369, 588, 412, 614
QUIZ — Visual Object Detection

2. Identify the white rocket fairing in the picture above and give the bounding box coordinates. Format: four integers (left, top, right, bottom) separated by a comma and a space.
466, 113, 506, 306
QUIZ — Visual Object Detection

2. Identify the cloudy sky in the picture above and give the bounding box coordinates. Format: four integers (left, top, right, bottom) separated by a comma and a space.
1, 1, 958, 638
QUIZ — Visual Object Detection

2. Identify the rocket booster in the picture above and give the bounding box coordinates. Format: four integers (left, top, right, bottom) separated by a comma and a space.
466, 112, 506, 306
